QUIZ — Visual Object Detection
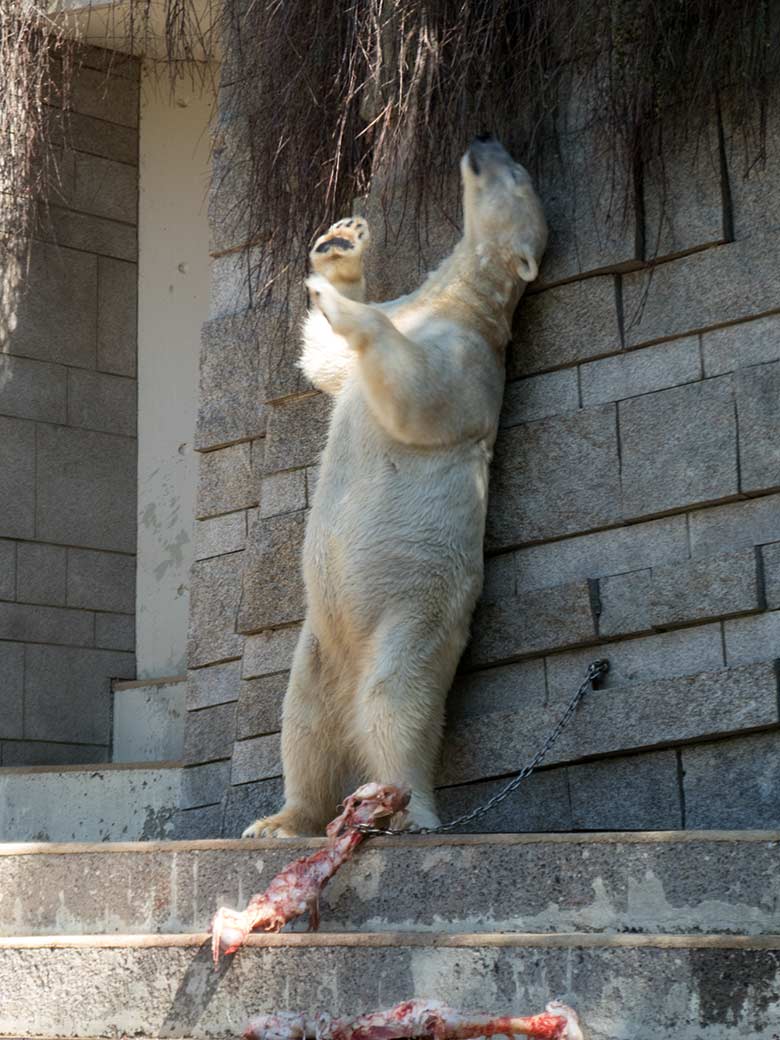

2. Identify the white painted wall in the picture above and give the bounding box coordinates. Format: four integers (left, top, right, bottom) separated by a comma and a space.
136, 64, 215, 679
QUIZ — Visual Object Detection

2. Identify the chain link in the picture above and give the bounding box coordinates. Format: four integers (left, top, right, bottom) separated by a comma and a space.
356, 658, 609, 837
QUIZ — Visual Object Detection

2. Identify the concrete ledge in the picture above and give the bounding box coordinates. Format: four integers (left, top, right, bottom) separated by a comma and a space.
1, 936, 778, 1038
2, 931, 778, 950
1, 828, 778, 854
1, 833, 778, 937
0, 764, 181, 842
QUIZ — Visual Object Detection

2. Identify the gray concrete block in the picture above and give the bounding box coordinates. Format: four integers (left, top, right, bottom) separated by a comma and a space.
263, 393, 331, 474
0, 602, 93, 647
46, 107, 138, 165
623, 232, 780, 348
619, 377, 738, 519
24, 645, 135, 744
259, 469, 307, 518
724, 86, 780, 240
97, 257, 137, 377
208, 250, 252, 320
238, 511, 306, 631
500, 369, 579, 427
599, 550, 761, 637
173, 803, 223, 840
306, 464, 321, 502
183, 701, 237, 765
514, 514, 688, 593
0, 643, 24, 738
180, 760, 230, 811
261, 305, 307, 403
723, 610, 780, 667
196, 442, 255, 519
0, 764, 178, 842
36, 425, 136, 552
186, 553, 244, 669
193, 511, 246, 561
762, 542, 780, 610
112, 680, 185, 763
0, 355, 67, 423
1, 741, 108, 767
650, 549, 761, 626
186, 660, 241, 711
436, 767, 572, 832
40, 205, 137, 262
683, 731, 780, 829
67, 549, 135, 613
237, 673, 286, 738
442, 661, 779, 785
2, 242, 96, 368
230, 732, 282, 785
545, 623, 725, 702
0, 418, 35, 539
736, 360, 780, 492
597, 569, 653, 638
16, 543, 66, 606
0, 541, 14, 600
703, 314, 780, 377
468, 580, 596, 666
487, 404, 621, 549
72, 151, 137, 226
643, 110, 725, 257
222, 776, 284, 837
94, 612, 134, 651
70, 64, 139, 128
208, 114, 252, 255
537, 83, 639, 283
690, 492, 780, 558
196, 314, 266, 451
67, 369, 136, 437
447, 658, 546, 721
507, 276, 620, 379
242, 625, 300, 679
569, 750, 682, 830
580, 337, 701, 407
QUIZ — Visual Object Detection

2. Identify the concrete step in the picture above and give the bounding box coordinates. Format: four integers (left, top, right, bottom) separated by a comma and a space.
112, 676, 186, 764
1, 930, 778, 1039
0, 762, 182, 842
1, 831, 778, 936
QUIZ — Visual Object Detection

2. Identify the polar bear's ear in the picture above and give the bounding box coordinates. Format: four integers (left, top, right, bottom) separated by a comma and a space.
516, 248, 538, 283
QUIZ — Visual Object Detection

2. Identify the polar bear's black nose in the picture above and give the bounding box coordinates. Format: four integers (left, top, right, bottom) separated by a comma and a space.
474, 132, 494, 143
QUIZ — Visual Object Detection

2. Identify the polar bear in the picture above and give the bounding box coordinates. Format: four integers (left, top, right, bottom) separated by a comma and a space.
243, 136, 547, 837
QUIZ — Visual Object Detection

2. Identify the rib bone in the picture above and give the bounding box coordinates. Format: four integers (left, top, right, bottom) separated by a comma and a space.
210, 782, 411, 966
244, 1000, 584, 1040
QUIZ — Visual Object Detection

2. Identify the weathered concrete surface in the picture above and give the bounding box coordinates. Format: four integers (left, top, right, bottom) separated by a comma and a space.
0, 933, 777, 1039
112, 679, 186, 763
1, 832, 778, 938
0, 764, 181, 843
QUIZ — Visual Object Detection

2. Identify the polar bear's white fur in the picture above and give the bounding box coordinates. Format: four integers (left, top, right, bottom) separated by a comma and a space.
244, 138, 547, 837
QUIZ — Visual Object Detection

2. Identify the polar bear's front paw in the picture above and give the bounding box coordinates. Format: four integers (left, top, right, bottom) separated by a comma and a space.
309, 217, 369, 299
310, 217, 369, 268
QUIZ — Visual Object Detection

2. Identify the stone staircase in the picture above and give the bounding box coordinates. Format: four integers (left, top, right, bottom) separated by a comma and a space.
0, 831, 778, 1038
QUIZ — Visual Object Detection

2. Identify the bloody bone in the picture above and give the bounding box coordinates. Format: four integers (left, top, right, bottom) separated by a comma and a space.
210, 782, 411, 966
244, 1000, 583, 1040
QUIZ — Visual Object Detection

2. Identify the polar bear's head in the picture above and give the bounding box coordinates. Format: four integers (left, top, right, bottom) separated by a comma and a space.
460, 135, 547, 284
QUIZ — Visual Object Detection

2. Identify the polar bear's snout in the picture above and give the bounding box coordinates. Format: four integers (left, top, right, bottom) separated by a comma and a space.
466, 134, 511, 175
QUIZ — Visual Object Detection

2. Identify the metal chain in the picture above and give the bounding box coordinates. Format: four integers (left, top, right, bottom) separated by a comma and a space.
356, 658, 610, 837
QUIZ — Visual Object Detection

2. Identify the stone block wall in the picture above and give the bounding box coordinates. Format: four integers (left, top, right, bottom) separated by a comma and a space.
0, 49, 139, 766
178, 64, 780, 836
